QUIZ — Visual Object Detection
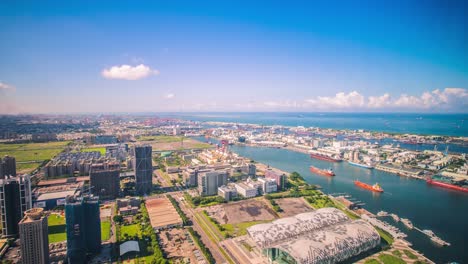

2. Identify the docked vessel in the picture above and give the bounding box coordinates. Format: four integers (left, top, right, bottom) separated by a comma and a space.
377, 211, 388, 217
401, 218, 413, 229
426, 177, 468, 193
309, 166, 335, 176
310, 151, 342, 162
422, 230, 451, 246
390, 214, 400, 222
354, 180, 384, 193
348, 161, 374, 169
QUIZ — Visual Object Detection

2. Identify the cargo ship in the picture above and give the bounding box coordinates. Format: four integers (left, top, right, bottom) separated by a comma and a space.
310, 151, 342, 162
348, 161, 374, 169
426, 177, 468, 193
309, 166, 335, 176
354, 180, 384, 193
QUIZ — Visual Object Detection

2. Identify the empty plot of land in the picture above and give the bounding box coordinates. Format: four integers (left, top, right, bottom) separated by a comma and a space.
0, 141, 70, 173
139, 137, 212, 151
159, 228, 201, 263
275, 197, 313, 217
207, 200, 276, 225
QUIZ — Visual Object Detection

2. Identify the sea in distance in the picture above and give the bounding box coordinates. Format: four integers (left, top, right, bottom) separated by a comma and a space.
192, 136, 468, 263
164, 112, 467, 137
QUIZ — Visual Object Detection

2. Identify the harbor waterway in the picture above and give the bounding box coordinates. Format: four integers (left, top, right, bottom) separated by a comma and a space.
213, 140, 468, 263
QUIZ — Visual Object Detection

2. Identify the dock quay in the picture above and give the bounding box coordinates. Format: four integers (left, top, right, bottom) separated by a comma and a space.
375, 164, 425, 179
362, 214, 407, 239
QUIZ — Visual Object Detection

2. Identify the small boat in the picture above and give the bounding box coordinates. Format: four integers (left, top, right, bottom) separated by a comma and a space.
401, 218, 413, 229
390, 214, 400, 222
377, 211, 388, 217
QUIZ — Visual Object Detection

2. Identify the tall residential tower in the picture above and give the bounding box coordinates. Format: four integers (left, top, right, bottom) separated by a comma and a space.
19, 208, 49, 264
133, 145, 153, 194
65, 195, 101, 263
0, 175, 32, 237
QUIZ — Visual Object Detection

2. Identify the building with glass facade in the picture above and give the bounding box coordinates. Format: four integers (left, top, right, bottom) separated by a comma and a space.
65, 195, 101, 263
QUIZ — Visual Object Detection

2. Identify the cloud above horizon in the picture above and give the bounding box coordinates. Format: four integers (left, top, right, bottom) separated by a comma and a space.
165, 93, 175, 99
101, 64, 159, 80
264, 88, 468, 112
0, 82, 15, 91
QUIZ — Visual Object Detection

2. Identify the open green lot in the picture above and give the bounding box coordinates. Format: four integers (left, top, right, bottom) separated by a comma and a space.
48, 214, 67, 243
101, 220, 111, 241
138, 135, 185, 142
222, 221, 270, 237
120, 224, 141, 240
81, 147, 106, 155
378, 253, 406, 264
0, 141, 70, 173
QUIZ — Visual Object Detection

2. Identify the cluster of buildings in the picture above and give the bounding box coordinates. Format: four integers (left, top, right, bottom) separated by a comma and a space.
43, 151, 121, 178
218, 170, 285, 201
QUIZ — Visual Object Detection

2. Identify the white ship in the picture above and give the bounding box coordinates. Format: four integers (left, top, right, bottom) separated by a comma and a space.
401, 218, 413, 229
390, 213, 400, 222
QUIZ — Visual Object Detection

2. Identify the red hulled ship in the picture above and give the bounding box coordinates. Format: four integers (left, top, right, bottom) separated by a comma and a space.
309, 166, 335, 176
310, 151, 342, 162
354, 180, 384, 192
427, 178, 468, 193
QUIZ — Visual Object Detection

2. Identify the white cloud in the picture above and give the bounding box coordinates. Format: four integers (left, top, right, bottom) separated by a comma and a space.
306, 91, 365, 109
0, 82, 15, 91
368, 93, 391, 108
165, 93, 175, 99
393, 88, 467, 110
101, 64, 159, 80
303, 88, 467, 112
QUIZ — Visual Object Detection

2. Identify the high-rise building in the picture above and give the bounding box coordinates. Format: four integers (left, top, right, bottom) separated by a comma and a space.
65, 195, 101, 263
133, 145, 153, 194
89, 167, 120, 199
0, 155, 17, 179
19, 208, 49, 264
265, 169, 287, 191
0, 175, 32, 237
198, 170, 228, 196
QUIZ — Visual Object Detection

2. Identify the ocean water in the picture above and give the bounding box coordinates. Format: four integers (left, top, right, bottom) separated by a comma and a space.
193, 136, 468, 263
165, 112, 468, 137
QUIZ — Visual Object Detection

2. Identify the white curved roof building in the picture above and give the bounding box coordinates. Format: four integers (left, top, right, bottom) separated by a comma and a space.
247, 208, 380, 264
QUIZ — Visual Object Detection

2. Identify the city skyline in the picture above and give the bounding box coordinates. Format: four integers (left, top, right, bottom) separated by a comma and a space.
1, 1, 467, 114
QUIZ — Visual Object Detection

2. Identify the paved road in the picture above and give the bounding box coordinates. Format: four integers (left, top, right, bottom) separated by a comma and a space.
171, 191, 229, 264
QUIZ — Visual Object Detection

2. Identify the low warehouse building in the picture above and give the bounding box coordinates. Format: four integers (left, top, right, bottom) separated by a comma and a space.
145, 197, 183, 230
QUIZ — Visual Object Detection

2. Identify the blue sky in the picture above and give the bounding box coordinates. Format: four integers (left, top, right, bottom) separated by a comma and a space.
0, 0, 467, 113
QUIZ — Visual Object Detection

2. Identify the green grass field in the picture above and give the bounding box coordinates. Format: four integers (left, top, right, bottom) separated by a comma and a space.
48, 214, 67, 243
101, 220, 111, 241
364, 259, 381, 264
138, 135, 184, 142
222, 221, 270, 237
0, 141, 70, 173
375, 227, 394, 245
378, 253, 406, 264
120, 224, 141, 240
81, 147, 106, 155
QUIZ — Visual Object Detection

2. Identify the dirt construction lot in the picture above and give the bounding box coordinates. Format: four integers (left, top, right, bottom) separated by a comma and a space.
159, 228, 201, 263
205, 199, 277, 224
140, 138, 212, 151
275, 197, 313, 217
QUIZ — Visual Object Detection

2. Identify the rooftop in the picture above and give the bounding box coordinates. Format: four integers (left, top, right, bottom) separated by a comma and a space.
145, 197, 183, 230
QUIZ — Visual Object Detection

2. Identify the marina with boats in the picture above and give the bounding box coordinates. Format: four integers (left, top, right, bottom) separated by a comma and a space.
376, 210, 450, 247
